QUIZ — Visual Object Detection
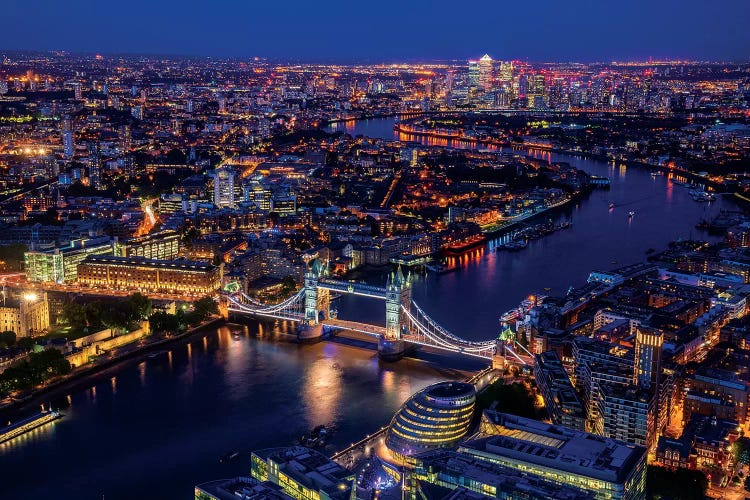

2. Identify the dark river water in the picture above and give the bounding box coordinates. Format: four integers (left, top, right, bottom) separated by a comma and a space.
0, 116, 734, 499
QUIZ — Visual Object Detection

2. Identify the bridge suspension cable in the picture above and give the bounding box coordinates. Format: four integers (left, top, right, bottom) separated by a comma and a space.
402, 301, 496, 355
226, 288, 305, 315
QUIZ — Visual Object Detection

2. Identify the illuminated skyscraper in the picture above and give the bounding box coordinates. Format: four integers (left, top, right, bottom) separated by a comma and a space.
61, 116, 74, 159
119, 125, 131, 152
478, 54, 494, 91
498, 61, 514, 84
467, 60, 479, 88
88, 143, 101, 189
212, 168, 235, 208
445, 70, 454, 93
634, 326, 663, 389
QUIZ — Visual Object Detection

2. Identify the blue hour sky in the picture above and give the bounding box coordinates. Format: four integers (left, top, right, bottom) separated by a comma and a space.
2, 0, 749, 62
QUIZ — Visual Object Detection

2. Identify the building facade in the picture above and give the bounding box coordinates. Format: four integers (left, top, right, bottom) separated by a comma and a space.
77, 255, 222, 295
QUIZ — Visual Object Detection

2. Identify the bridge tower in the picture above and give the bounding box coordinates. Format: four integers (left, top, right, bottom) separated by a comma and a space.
379, 266, 410, 361
299, 258, 329, 342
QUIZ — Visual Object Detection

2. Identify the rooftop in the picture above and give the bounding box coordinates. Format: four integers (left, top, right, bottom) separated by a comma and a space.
81, 254, 217, 272
195, 477, 292, 500
465, 411, 646, 484
415, 449, 593, 500
252, 447, 353, 498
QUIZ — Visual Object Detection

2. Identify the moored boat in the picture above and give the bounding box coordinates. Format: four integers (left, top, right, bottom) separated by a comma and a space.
0, 409, 62, 445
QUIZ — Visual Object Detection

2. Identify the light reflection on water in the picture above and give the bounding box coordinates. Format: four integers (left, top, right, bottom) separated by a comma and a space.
0, 322, 460, 499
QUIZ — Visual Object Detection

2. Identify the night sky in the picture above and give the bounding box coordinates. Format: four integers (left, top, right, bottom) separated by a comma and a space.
3, 0, 749, 61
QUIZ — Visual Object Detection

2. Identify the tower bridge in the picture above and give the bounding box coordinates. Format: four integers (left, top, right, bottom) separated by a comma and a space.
223, 259, 533, 364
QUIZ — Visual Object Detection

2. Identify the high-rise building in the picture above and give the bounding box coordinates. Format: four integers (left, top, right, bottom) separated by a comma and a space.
445, 70, 454, 93
467, 60, 479, 88
88, 143, 101, 190
119, 125, 132, 152
478, 54, 494, 91
61, 116, 74, 159
634, 326, 663, 389
534, 351, 586, 430
598, 385, 655, 448
498, 61, 514, 84
212, 168, 235, 208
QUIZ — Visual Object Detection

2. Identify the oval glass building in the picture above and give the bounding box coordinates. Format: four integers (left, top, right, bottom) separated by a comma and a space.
386, 382, 476, 459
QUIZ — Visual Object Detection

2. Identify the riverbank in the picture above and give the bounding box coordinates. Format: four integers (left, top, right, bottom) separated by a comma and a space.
0, 316, 226, 418
543, 145, 731, 192
481, 191, 583, 239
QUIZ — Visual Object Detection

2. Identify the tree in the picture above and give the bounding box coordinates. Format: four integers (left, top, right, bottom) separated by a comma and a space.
83, 301, 104, 327
127, 293, 152, 321
281, 275, 297, 295
192, 296, 219, 321
181, 227, 201, 249
734, 437, 750, 466
61, 303, 87, 329
100, 306, 130, 334
149, 311, 181, 334
647, 465, 708, 500
16, 337, 35, 351
0, 330, 16, 348
0, 348, 71, 396
0, 243, 28, 271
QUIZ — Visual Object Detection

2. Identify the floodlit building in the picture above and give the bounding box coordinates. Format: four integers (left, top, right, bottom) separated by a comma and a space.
250, 447, 355, 500
471, 411, 647, 500
24, 236, 115, 283
213, 168, 236, 208
534, 351, 586, 430
411, 449, 593, 500
114, 230, 181, 261
77, 255, 222, 295
195, 476, 292, 500
386, 382, 476, 459
0, 292, 50, 337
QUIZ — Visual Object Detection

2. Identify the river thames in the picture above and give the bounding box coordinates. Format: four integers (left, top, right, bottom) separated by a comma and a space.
0, 117, 736, 499
330, 117, 734, 341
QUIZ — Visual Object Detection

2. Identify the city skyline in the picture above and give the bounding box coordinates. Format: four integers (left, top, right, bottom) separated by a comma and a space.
1, 26, 750, 498
2, 0, 750, 62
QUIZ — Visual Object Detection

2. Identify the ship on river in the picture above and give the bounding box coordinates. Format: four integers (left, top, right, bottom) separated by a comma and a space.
0, 408, 62, 445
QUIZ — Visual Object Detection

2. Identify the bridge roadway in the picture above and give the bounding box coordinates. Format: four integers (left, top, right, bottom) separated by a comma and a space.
322, 318, 386, 337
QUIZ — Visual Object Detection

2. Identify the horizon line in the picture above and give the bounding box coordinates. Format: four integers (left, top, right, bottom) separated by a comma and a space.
1, 48, 750, 66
